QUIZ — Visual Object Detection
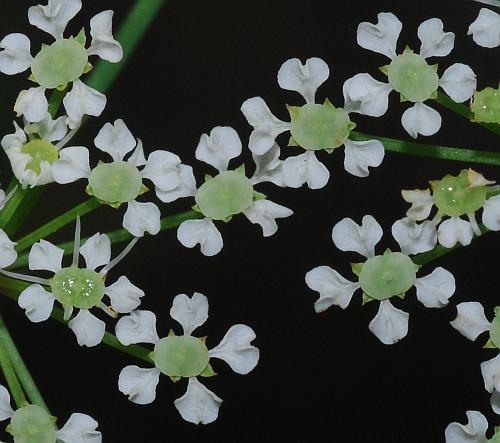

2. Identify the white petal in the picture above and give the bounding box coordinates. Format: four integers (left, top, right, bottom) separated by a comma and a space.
0, 229, 17, 268
357, 12, 402, 59
26, 113, 67, 142
170, 292, 208, 335
87, 10, 123, 63
118, 365, 160, 405
277, 57, 329, 103
0, 33, 32, 75
154, 165, 197, 203
5, 147, 52, 188
141, 150, 182, 191
127, 139, 147, 167
115, 310, 159, 346
439, 63, 477, 103
241, 97, 290, 155
0, 385, 13, 421
481, 354, 500, 393
450, 302, 491, 341
332, 215, 382, 258
305, 266, 360, 312
28, 0, 82, 39
401, 189, 434, 221
491, 390, 500, 415
18, 284, 55, 323
391, 217, 437, 254
282, 151, 330, 189
64, 80, 106, 130
418, 18, 455, 59
52, 146, 91, 184
251, 143, 284, 186
369, 300, 409, 345
438, 217, 474, 248
68, 309, 105, 347
401, 102, 442, 138
468, 8, 500, 48
195, 126, 242, 172
29, 239, 64, 273
94, 119, 136, 162
174, 378, 222, 425
343, 73, 392, 116
482, 195, 500, 231
177, 218, 223, 256
414, 267, 455, 308
343, 138, 384, 177
209, 324, 259, 374
14, 87, 48, 123
444, 411, 488, 443
57, 413, 101, 443
80, 233, 111, 271
105, 276, 144, 314
123, 200, 161, 237
1, 121, 26, 152
243, 199, 293, 237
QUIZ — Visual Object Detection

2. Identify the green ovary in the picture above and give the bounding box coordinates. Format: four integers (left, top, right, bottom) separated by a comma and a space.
50, 266, 105, 309
195, 170, 254, 220
359, 252, 417, 300
432, 170, 487, 217
470, 87, 500, 124
31, 39, 88, 89
9, 405, 56, 443
289, 103, 351, 150
88, 161, 143, 204
387, 52, 438, 102
20, 139, 59, 175
153, 336, 209, 377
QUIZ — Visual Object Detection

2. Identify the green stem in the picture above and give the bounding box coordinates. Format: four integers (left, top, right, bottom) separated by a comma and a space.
0, 336, 26, 408
0, 314, 48, 411
11, 209, 201, 270
14, 198, 100, 253
350, 131, 500, 165
0, 277, 152, 364
434, 91, 500, 137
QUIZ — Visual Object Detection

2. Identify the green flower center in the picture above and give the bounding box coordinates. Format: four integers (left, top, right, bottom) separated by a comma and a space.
20, 139, 59, 175
9, 405, 56, 443
432, 170, 487, 217
31, 39, 88, 89
359, 252, 417, 300
50, 266, 105, 309
195, 170, 254, 220
387, 52, 439, 102
471, 87, 500, 125
490, 312, 500, 349
289, 102, 351, 150
153, 336, 209, 377
88, 161, 143, 205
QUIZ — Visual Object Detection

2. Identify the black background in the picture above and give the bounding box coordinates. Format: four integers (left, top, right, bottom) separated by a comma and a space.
0, 0, 499, 441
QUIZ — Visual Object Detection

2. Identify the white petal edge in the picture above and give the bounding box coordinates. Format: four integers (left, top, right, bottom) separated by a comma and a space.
79, 233, 111, 271
115, 310, 160, 346
18, 284, 55, 323
468, 8, 500, 48
57, 413, 101, 443
332, 215, 382, 258
281, 151, 330, 189
391, 217, 437, 255
52, 146, 91, 184
357, 12, 402, 59
368, 300, 409, 345
243, 199, 293, 237
87, 10, 123, 63
343, 138, 385, 177
0, 33, 32, 75
122, 200, 161, 237
170, 292, 209, 336
68, 309, 105, 347
105, 276, 145, 314
401, 102, 442, 139
414, 267, 455, 308
439, 63, 477, 103
343, 73, 392, 116
418, 18, 455, 59
195, 126, 242, 172
64, 80, 106, 130
118, 365, 160, 405
29, 239, 64, 273
450, 302, 491, 341
174, 378, 223, 425
481, 354, 500, 393
482, 195, 500, 231
444, 410, 488, 443
14, 87, 47, 123
437, 217, 474, 248
177, 218, 223, 256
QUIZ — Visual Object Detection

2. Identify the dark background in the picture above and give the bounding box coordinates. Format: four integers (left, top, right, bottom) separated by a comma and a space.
0, 0, 499, 441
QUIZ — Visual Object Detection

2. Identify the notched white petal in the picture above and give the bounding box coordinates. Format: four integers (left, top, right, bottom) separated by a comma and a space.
177, 218, 223, 256
243, 199, 293, 237
401, 102, 442, 139
68, 309, 105, 347
391, 217, 437, 255
444, 410, 488, 443
57, 413, 101, 443
282, 151, 329, 189
450, 302, 491, 341
343, 73, 392, 116
251, 143, 284, 187
94, 119, 136, 161
64, 80, 106, 129
123, 200, 161, 237
418, 18, 455, 59
0, 33, 33, 75
170, 292, 209, 335
305, 266, 360, 312
437, 217, 474, 248
18, 284, 55, 323
29, 239, 64, 273
481, 354, 500, 393
118, 365, 160, 405
0, 229, 17, 268
80, 233, 111, 271
439, 63, 477, 103
343, 138, 384, 177
28, 0, 82, 40
174, 378, 223, 425
332, 215, 382, 258
401, 189, 434, 221
195, 126, 242, 172
14, 87, 48, 123
414, 267, 455, 308
115, 310, 160, 346
468, 8, 500, 48
105, 276, 144, 314
482, 195, 500, 231
357, 12, 402, 59
52, 146, 91, 184
154, 165, 197, 203
368, 300, 409, 345
87, 10, 123, 63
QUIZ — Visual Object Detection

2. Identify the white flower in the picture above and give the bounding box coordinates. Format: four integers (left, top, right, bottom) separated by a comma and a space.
116, 292, 259, 424
468, 8, 500, 48
306, 215, 455, 344
353, 13, 475, 138
0, 0, 122, 125
12, 220, 142, 346
177, 126, 292, 256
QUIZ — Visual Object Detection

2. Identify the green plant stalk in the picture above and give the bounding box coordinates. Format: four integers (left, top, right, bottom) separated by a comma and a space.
434, 91, 500, 137
0, 334, 26, 408
350, 131, 500, 165
11, 209, 202, 270
0, 276, 152, 364
14, 198, 100, 253
0, 313, 48, 411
